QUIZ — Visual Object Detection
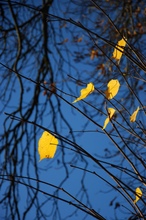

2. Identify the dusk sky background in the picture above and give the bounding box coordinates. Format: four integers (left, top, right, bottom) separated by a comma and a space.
0, 0, 146, 220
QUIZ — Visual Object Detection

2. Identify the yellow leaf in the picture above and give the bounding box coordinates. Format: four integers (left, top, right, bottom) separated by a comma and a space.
130, 107, 140, 122
105, 79, 120, 100
73, 82, 94, 103
113, 38, 127, 61
134, 187, 142, 204
103, 108, 116, 130
38, 131, 58, 161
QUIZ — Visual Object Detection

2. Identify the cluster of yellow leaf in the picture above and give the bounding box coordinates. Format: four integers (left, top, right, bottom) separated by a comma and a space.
102, 105, 140, 129
105, 79, 120, 100
38, 131, 58, 161
130, 107, 140, 122
72, 82, 94, 103
72, 79, 120, 104
37, 36, 142, 164
134, 187, 142, 204
102, 108, 115, 130
112, 38, 127, 61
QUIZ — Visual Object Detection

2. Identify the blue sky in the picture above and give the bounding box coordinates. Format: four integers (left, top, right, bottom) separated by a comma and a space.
0, 0, 146, 219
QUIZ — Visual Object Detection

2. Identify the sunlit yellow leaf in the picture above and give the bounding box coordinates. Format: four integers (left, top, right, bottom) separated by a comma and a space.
130, 107, 140, 122
134, 187, 142, 204
103, 108, 116, 130
105, 79, 120, 100
38, 131, 58, 161
73, 82, 94, 103
113, 38, 127, 61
